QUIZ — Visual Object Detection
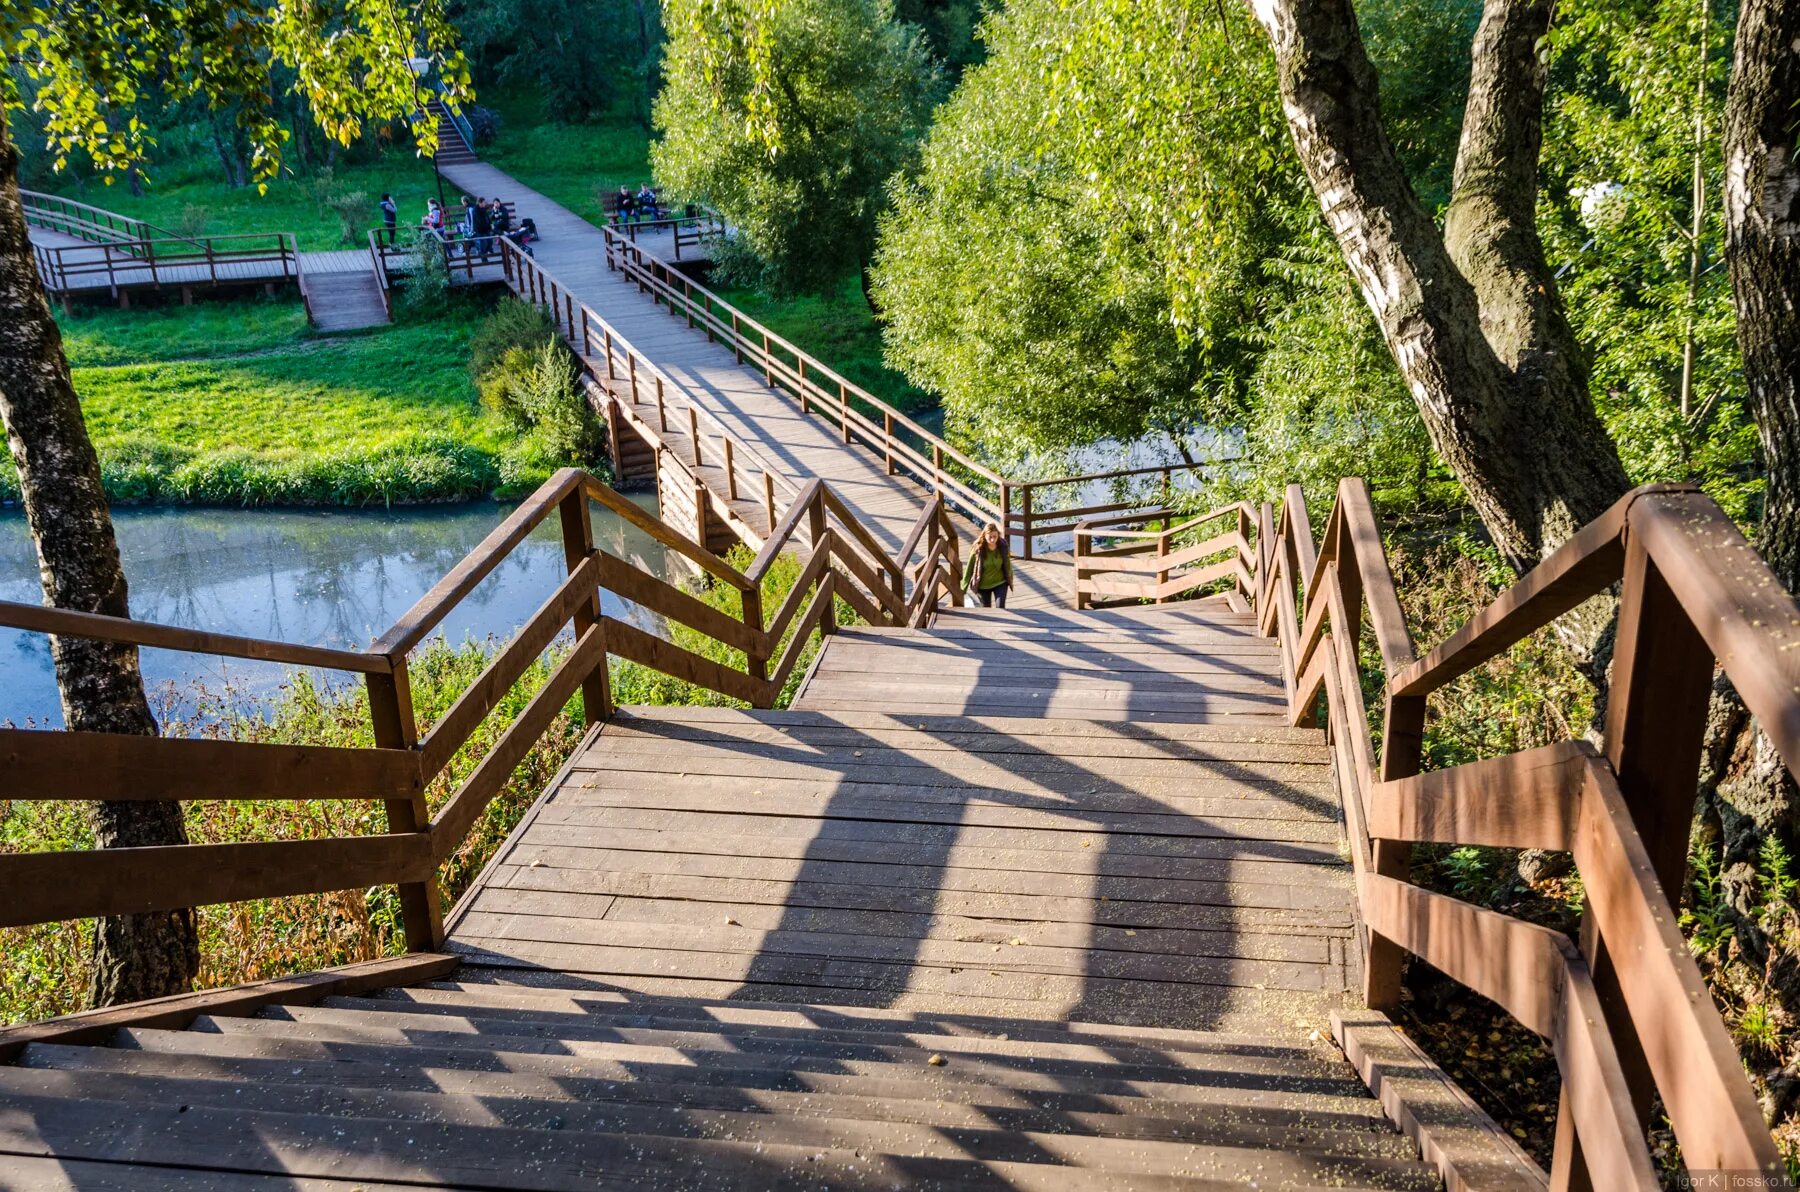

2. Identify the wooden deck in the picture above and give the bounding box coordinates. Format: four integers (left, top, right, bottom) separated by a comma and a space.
437, 159, 1072, 608
449, 602, 1357, 1032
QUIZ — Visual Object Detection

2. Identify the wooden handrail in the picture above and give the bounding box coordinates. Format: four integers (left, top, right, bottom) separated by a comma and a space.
1250, 479, 1786, 1186
0, 468, 962, 965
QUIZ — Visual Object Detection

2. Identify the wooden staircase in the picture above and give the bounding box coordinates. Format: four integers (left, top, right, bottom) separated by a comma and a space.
0, 979, 1439, 1189
429, 99, 479, 165
302, 264, 392, 332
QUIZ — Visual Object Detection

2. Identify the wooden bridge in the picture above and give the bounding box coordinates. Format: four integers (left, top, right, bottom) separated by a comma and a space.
0, 463, 1791, 1188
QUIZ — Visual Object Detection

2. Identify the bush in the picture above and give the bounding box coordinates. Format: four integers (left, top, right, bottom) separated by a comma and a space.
469, 297, 558, 379
397, 237, 452, 316
466, 105, 504, 146
324, 189, 369, 245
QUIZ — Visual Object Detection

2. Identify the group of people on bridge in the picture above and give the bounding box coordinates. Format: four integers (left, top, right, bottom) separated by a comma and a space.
611, 184, 667, 224
386, 193, 538, 257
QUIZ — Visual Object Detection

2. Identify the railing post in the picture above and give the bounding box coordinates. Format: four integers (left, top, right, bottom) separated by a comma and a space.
808, 494, 837, 637
884, 412, 895, 476
1235, 504, 1253, 606
656, 375, 668, 432
366, 664, 444, 953
839, 381, 851, 444
1155, 523, 1170, 604
764, 471, 778, 534
723, 438, 738, 500
1551, 525, 1717, 1190
1000, 485, 1012, 556
558, 483, 610, 725
743, 580, 769, 702
1021, 486, 1034, 559
1074, 525, 1090, 610
932, 445, 943, 494
688, 407, 703, 468
694, 479, 710, 548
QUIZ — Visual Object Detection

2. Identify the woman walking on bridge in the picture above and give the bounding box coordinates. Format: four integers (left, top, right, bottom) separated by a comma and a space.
964, 524, 1013, 608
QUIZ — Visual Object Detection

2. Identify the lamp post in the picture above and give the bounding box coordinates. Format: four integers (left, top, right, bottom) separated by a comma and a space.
403, 54, 449, 214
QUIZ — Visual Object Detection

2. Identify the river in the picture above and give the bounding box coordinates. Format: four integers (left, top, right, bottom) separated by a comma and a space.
0, 500, 678, 727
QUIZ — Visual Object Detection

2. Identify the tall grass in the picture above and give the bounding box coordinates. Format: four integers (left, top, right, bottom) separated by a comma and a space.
0, 547, 851, 1025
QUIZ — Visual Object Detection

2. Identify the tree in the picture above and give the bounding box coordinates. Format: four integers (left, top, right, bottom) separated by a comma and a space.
873, 0, 1438, 494
455, 0, 659, 124
1248, 0, 1633, 580
652, 0, 941, 295
0, 0, 468, 1006
1707, 0, 1800, 1110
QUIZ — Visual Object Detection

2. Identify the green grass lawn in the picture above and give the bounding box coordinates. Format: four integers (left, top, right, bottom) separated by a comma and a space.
4, 298, 535, 507
481, 90, 654, 226
714, 275, 935, 414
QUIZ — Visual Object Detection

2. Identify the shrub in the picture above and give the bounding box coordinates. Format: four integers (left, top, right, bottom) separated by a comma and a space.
324, 189, 370, 245
465, 105, 504, 146
469, 297, 558, 379
175, 204, 210, 240
479, 340, 603, 469
397, 237, 452, 316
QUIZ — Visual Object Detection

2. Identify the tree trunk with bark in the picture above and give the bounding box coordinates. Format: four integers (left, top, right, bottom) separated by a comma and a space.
1712, 0, 1800, 1118
0, 119, 200, 1007
1247, 0, 1631, 580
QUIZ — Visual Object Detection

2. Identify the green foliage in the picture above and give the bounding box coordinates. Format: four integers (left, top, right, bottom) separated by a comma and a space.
479, 86, 656, 226
654, 0, 942, 292
3, 0, 471, 188
469, 296, 559, 379
1541, 0, 1761, 519
458, 0, 661, 124
470, 301, 605, 495
874, 0, 1282, 465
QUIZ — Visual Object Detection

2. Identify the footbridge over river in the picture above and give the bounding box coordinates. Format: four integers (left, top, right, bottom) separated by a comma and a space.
2, 133, 1792, 1191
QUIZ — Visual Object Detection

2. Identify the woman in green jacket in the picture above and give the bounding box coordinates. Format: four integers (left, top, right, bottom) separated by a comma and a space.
964, 523, 1013, 608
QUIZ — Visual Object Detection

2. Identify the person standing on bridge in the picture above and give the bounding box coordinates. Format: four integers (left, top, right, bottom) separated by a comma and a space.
964, 524, 1013, 609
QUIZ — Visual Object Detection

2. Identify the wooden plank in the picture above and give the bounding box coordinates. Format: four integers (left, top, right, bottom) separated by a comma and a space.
430, 624, 608, 857
371, 469, 583, 657
0, 598, 389, 674
1367, 741, 1587, 852
600, 615, 767, 705
611, 705, 1326, 743
0, 728, 421, 802
0, 833, 434, 930
596, 549, 761, 654
0, 953, 457, 1063
489, 860, 1354, 929
419, 551, 602, 777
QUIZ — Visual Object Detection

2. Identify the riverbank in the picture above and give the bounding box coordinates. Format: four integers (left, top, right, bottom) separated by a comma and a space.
2, 298, 579, 508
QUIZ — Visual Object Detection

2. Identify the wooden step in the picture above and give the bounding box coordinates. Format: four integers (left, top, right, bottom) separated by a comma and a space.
303, 268, 390, 332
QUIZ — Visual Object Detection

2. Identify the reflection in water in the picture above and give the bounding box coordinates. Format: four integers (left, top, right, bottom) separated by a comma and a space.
0, 499, 678, 727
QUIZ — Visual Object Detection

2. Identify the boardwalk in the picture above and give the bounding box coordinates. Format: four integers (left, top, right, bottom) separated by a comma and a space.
438, 159, 1071, 608
0, 598, 1451, 1190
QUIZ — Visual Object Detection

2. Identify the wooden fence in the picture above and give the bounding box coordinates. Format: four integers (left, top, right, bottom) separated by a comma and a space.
0, 469, 961, 959
602, 229, 1229, 554
1080, 482, 1789, 1186
29, 232, 303, 299
20, 189, 171, 248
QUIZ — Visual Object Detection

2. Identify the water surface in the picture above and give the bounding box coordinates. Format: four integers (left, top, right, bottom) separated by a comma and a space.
0, 500, 676, 727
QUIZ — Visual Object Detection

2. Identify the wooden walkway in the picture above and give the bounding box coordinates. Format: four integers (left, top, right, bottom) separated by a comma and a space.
450, 602, 1355, 1031
437, 159, 1071, 608
0, 599, 1456, 1189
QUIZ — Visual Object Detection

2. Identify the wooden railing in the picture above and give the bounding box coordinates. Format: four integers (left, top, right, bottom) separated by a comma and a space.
607, 207, 726, 260
501, 240, 812, 545
20, 188, 171, 248
602, 228, 1226, 552
1233, 480, 1784, 1187
0, 468, 961, 968
1072, 502, 1256, 609
30, 232, 302, 296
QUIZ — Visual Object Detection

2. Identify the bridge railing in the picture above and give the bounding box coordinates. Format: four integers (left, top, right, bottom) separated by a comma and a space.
1072, 501, 1255, 609
500, 239, 813, 546
1244, 481, 1784, 1188
20, 188, 170, 248
601, 229, 1223, 552
0, 467, 959, 1035
30, 232, 302, 296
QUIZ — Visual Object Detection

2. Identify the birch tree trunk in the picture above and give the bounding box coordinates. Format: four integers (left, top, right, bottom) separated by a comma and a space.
0, 119, 200, 1006
1709, 0, 1800, 1114
1247, 0, 1631, 577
